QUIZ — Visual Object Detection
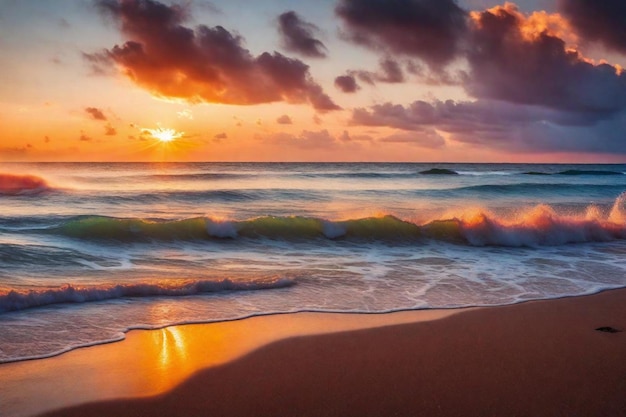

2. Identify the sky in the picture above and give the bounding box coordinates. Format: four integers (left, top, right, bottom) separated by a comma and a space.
0, 0, 625, 162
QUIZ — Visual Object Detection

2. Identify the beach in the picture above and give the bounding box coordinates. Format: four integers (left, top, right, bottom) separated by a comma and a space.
3, 0, 626, 413
1, 288, 623, 417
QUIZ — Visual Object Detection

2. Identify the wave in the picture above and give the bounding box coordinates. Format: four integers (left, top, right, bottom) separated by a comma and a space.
443, 183, 626, 195
0, 277, 295, 313
524, 170, 624, 176
39, 192, 626, 247
299, 172, 415, 179
419, 168, 459, 175
0, 173, 51, 196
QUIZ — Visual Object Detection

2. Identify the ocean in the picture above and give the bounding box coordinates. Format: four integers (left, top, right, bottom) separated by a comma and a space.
1, 162, 625, 363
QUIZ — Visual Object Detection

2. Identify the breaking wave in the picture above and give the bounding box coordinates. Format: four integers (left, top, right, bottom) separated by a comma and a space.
0, 173, 51, 196
0, 277, 295, 313
41, 193, 626, 247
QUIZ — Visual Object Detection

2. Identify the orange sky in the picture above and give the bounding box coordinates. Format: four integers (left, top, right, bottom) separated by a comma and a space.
1, 0, 625, 162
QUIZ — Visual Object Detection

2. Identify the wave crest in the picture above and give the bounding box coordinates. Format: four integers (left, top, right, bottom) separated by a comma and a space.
42, 193, 626, 247
0, 277, 295, 313
0, 173, 51, 196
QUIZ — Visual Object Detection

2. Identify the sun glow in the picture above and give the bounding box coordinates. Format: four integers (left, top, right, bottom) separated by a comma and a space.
144, 126, 184, 143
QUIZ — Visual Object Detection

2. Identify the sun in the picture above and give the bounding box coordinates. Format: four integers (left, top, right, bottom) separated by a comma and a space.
144, 126, 184, 143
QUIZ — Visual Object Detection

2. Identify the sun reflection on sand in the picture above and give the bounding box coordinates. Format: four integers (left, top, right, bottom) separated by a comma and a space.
158, 327, 187, 367
0, 311, 460, 417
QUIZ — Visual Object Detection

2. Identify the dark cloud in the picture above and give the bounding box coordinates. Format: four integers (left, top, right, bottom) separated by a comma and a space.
354, 99, 571, 132
558, 0, 626, 54
338, 58, 408, 91
352, 99, 626, 153
466, 4, 626, 115
89, 0, 339, 112
335, 0, 467, 68
85, 107, 107, 121
214, 132, 227, 140
277, 11, 327, 58
276, 114, 293, 125
79, 132, 93, 142
376, 58, 405, 83
351, 58, 406, 85
336, 1, 626, 116
334, 74, 359, 93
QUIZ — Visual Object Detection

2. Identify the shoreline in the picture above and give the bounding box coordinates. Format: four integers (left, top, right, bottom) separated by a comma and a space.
3, 286, 622, 365
1, 288, 625, 417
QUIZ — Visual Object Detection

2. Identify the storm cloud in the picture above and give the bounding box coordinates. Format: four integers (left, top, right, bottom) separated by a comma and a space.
466, 4, 626, 115
342, 1, 626, 154
88, 0, 339, 111
352, 98, 626, 153
559, 0, 626, 54
335, 0, 467, 68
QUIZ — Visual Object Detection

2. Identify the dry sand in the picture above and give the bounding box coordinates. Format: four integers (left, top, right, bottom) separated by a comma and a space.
2, 289, 625, 417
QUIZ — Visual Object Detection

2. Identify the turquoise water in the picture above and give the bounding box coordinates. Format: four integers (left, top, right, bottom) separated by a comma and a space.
1, 162, 626, 362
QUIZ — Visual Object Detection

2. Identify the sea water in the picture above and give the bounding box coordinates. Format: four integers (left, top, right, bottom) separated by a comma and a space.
1, 162, 625, 362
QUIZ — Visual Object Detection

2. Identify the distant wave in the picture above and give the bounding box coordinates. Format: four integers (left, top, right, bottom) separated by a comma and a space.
0, 277, 295, 313
0, 173, 51, 196
85, 188, 329, 205
524, 170, 624, 176
299, 172, 415, 179
419, 168, 459, 175
40, 193, 626, 247
442, 183, 626, 195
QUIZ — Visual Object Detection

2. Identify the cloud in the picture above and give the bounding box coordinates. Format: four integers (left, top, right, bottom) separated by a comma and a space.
276, 114, 292, 125
336, 2, 626, 116
104, 124, 117, 136
334, 74, 359, 93
89, 0, 339, 112
79, 132, 93, 142
466, 4, 626, 115
340, 1, 626, 154
214, 132, 227, 140
335, 0, 467, 68
352, 98, 626, 153
277, 11, 327, 58
558, 0, 626, 54
349, 58, 406, 86
85, 107, 107, 121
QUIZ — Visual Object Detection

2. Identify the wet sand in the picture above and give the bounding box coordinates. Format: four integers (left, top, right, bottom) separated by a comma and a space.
2, 289, 625, 417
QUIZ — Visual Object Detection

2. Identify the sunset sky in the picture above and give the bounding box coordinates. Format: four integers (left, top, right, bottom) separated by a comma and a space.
1, 0, 625, 162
